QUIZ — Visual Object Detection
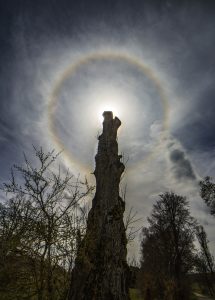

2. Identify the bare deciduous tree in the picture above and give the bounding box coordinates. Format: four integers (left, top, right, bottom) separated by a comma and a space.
139, 192, 197, 300
200, 176, 215, 216
0, 147, 93, 300
195, 225, 215, 297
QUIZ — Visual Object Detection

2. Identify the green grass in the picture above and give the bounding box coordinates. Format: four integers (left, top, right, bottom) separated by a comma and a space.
190, 294, 198, 300
129, 288, 144, 300
129, 288, 202, 300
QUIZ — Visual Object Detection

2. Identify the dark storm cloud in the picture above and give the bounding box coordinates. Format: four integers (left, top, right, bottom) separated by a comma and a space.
169, 148, 196, 181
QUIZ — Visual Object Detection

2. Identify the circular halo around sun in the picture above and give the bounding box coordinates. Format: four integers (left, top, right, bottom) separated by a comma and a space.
48, 52, 169, 173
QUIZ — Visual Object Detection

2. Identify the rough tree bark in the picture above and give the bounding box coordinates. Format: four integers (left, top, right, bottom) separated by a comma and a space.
68, 111, 130, 300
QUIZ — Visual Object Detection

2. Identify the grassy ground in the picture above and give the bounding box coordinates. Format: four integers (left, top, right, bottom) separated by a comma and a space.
129, 288, 211, 300
130, 289, 144, 300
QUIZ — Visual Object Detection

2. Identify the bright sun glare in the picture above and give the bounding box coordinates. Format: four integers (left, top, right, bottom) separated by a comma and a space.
97, 104, 121, 122
90, 86, 126, 123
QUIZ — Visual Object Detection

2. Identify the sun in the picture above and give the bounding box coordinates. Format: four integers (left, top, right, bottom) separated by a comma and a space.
88, 86, 126, 123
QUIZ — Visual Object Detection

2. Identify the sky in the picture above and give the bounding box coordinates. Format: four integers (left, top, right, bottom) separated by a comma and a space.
1, 0, 215, 259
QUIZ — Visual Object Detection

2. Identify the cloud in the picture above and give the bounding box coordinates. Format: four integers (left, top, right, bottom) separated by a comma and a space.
169, 148, 196, 181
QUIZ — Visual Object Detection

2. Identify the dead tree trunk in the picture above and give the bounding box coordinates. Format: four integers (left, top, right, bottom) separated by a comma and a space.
68, 111, 130, 300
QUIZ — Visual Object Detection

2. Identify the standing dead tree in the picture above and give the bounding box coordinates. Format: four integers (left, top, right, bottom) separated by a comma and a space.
68, 112, 130, 300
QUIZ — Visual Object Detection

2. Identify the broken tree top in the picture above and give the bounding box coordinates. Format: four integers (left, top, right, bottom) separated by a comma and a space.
102, 111, 121, 124
99, 111, 121, 149
94, 111, 124, 188
102, 111, 121, 138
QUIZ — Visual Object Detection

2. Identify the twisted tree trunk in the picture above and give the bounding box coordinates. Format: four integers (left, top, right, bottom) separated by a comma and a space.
68, 111, 130, 300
